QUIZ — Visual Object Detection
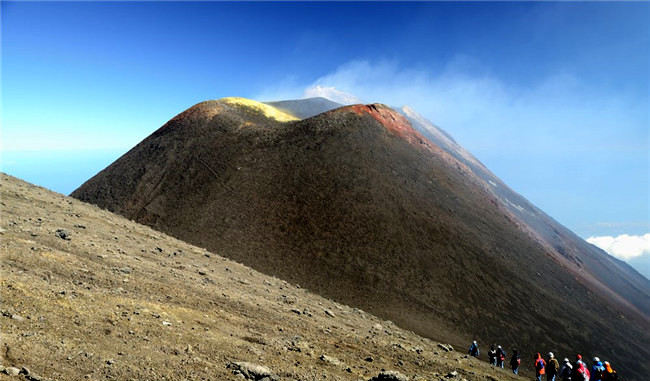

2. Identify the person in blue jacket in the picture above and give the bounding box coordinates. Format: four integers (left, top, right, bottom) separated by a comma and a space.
590, 357, 606, 381
468, 340, 479, 357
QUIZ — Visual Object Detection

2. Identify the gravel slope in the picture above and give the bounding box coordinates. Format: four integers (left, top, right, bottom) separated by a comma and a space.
1, 174, 522, 381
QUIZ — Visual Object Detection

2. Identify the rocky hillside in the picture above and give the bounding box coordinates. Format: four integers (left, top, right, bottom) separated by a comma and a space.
70, 98, 649, 380
1, 173, 524, 381
268, 97, 650, 319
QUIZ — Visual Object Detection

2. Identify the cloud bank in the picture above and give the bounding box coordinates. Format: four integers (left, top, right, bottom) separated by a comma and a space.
586, 234, 650, 261
588, 234, 650, 279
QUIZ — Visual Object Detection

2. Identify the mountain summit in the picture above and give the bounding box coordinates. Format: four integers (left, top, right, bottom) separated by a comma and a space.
72, 97, 650, 380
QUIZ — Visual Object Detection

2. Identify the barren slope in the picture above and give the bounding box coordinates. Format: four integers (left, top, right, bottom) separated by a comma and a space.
396, 106, 650, 318
265, 98, 650, 318
71, 98, 650, 380
1, 173, 524, 381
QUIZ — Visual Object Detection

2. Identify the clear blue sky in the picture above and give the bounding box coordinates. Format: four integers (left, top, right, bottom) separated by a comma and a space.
2, 1, 649, 273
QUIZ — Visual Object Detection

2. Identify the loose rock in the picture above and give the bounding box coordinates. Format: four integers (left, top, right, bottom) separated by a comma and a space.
55, 229, 71, 240
319, 354, 343, 366
4, 367, 21, 376
437, 343, 454, 352
227, 362, 276, 381
368, 370, 408, 381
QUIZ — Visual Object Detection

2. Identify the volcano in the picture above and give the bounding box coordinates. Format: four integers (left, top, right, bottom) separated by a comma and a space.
72, 97, 650, 380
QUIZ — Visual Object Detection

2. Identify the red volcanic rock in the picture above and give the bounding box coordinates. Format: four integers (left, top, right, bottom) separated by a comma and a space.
342, 104, 426, 146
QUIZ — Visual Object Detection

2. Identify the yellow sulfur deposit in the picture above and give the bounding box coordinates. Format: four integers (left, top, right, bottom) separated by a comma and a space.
218, 97, 299, 122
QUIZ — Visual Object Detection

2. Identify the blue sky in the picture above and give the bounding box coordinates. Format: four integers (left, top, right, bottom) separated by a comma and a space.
1, 1, 649, 276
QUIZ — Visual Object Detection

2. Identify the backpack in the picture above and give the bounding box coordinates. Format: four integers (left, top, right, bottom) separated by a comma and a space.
561, 365, 571, 378
510, 355, 520, 368
536, 359, 545, 371
593, 365, 605, 380
550, 359, 559, 374
575, 364, 589, 381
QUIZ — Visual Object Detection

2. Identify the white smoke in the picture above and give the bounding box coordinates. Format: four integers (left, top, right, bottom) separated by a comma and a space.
303, 85, 362, 105
256, 59, 648, 157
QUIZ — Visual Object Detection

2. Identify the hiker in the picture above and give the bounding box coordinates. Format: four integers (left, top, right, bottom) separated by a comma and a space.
468, 340, 479, 357
488, 344, 497, 366
535, 353, 547, 381
602, 361, 617, 381
496, 345, 506, 368
510, 349, 521, 375
559, 358, 573, 381
546, 352, 560, 381
573, 355, 590, 381
590, 357, 605, 381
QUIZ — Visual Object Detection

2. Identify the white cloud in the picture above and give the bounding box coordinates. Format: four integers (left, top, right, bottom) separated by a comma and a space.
587, 234, 650, 260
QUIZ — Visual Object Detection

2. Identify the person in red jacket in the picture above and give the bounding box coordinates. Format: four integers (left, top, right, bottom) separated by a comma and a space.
573, 355, 591, 381
535, 353, 547, 381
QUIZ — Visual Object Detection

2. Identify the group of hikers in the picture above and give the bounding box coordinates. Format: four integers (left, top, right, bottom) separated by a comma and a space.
467, 341, 619, 381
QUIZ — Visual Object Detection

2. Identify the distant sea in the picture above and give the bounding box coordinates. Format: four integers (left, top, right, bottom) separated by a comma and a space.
1, 149, 126, 195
